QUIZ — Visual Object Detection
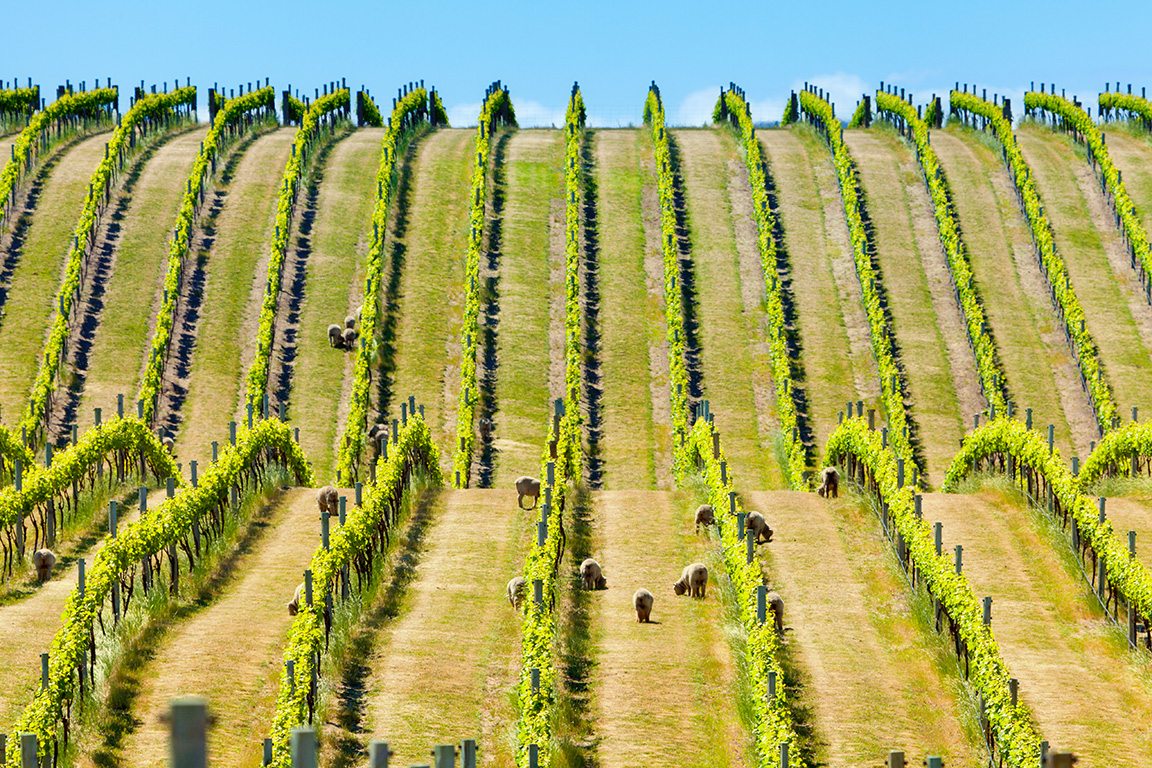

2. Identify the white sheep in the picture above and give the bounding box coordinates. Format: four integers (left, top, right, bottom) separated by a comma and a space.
328, 324, 344, 348
507, 576, 527, 609
515, 476, 541, 510
633, 588, 654, 622
161, 436, 175, 455
316, 486, 338, 517
342, 327, 358, 349
287, 583, 305, 615
368, 423, 388, 445
344, 314, 357, 330
673, 563, 708, 598
580, 558, 607, 590
694, 503, 715, 533
745, 511, 773, 544
818, 466, 840, 498
32, 549, 56, 583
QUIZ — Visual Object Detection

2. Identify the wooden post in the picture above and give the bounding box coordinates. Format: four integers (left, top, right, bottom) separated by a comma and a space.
190, 460, 198, 487
367, 741, 391, 768
885, 752, 904, 768
264, 738, 273, 765
1026, 408, 1033, 430
290, 727, 317, 768
40, 653, 47, 690
169, 696, 208, 768
955, 545, 963, 574
530, 667, 540, 693
737, 512, 746, 541
779, 742, 789, 768
528, 744, 539, 768
19, 733, 35, 768
533, 579, 543, 609
305, 569, 313, 608
1009, 677, 1019, 706
756, 584, 766, 624
983, 596, 992, 625
460, 739, 477, 768
433, 744, 457, 767
746, 530, 754, 564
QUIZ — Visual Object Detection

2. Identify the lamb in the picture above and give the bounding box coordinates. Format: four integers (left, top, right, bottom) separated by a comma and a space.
328, 324, 344, 348
818, 466, 840, 499
342, 327, 358, 349
766, 590, 784, 634
515, 476, 541, 510
673, 562, 708, 598
694, 503, 715, 533
316, 485, 338, 517
507, 576, 527, 609
745, 511, 773, 544
32, 549, 56, 582
580, 558, 607, 590
344, 314, 357, 330
633, 588, 654, 622
287, 583, 305, 616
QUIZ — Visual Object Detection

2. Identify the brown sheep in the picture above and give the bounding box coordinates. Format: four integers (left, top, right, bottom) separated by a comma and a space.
287, 583, 305, 615
328, 324, 344, 348
633, 588, 654, 622
694, 503, 715, 533
479, 417, 494, 440
515, 476, 541, 510
507, 576, 527, 609
32, 549, 56, 582
161, 436, 175, 455
580, 558, 607, 590
766, 590, 784, 633
316, 486, 338, 517
342, 327, 358, 349
673, 563, 708, 599
745, 511, 773, 544
344, 314, 357, 330
818, 466, 839, 498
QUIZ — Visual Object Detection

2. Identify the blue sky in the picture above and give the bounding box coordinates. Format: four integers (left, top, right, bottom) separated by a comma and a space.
4, 0, 1149, 126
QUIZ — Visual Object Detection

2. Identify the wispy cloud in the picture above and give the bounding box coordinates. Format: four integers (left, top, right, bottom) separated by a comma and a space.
674, 86, 723, 126
446, 98, 567, 128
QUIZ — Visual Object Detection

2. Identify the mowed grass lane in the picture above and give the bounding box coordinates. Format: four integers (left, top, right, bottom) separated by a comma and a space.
1017, 125, 1152, 418
923, 490, 1152, 764
490, 130, 563, 486
1105, 128, 1152, 235
844, 128, 973, 483
0, 132, 110, 423
77, 128, 207, 430
750, 491, 980, 766
592, 129, 667, 490
289, 128, 383, 481
673, 128, 782, 490
173, 129, 294, 467
387, 129, 472, 474
759, 127, 877, 452
932, 127, 1097, 458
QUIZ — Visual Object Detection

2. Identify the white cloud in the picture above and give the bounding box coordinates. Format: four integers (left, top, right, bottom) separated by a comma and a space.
446, 101, 482, 128
797, 73, 870, 121
512, 99, 567, 128
675, 86, 724, 126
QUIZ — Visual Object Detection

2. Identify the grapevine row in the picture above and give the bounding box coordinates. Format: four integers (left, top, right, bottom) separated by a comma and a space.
20, 88, 198, 449
136, 86, 277, 425
951, 90, 1117, 432
558, 83, 585, 480
0, 84, 39, 132
874, 89, 1009, 415
335, 84, 441, 483
451, 82, 516, 486
1098, 89, 1152, 131
714, 85, 807, 487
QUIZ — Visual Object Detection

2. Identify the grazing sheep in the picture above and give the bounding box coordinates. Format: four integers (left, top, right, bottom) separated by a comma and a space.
161, 436, 175, 455
766, 590, 784, 633
580, 558, 607, 590
328, 324, 344, 348
479, 417, 494, 440
694, 503, 715, 533
368, 423, 388, 445
507, 576, 527, 609
745, 511, 773, 544
287, 583, 305, 616
818, 466, 840, 499
344, 314, 357, 330
633, 588, 654, 623
342, 327, 358, 349
515, 476, 541, 510
316, 485, 338, 517
673, 562, 708, 599
32, 549, 56, 582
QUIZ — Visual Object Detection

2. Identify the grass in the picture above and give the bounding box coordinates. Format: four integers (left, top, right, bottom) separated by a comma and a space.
844, 126, 968, 484
288, 128, 384, 481
0, 131, 111, 422
76, 128, 208, 431
672, 128, 783, 491
489, 130, 564, 486
173, 128, 295, 467
1016, 123, 1152, 418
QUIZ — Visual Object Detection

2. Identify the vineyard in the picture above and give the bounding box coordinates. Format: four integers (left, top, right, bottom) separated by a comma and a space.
2, 74, 1152, 768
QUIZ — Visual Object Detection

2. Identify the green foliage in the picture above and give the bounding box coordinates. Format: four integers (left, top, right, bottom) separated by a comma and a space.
430, 89, 450, 126
243, 89, 350, 416
283, 93, 307, 125
0, 423, 36, 479
359, 91, 383, 128
951, 90, 1116, 432
19, 88, 198, 448
560, 86, 585, 481
874, 91, 1008, 414
848, 99, 869, 128
138, 87, 276, 425
713, 87, 807, 487
7, 419, 312, 766
452, 84, 517, 486
826, 418, 1042, 767
0, 85, 39, 116
1098, 91, 1152, 124
335, 87, 437, 483
267, 414, 440, 766
797, 89, 915, 465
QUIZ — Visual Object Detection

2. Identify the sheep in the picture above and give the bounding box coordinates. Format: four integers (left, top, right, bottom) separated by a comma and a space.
344, 314, 357, 330
368, 423, 388, 445
287, 583, 305, 616
32, 549, 56, 582
342, 327, 358, 349
328, 324, 344, 348
633, 588, 654, 622
316, 485, 338, 517
479, 417, 494, 440
515, 476, 541, 510
694, 503, 715, 533
818, 466, 840, 499
507, 576, 527, 609
745, 511, 773, 544
673, 562, 708, 599
766, 590, 785, 634
161, 436, 175, 455
580, 558, 607, 590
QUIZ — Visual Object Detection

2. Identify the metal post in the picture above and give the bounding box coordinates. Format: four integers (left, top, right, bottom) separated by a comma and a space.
367, 741, 391, 768
290, 727, 317, 768
169, 696, 209, 768
934, 522, 942, 556
460, 739, 477, 768
264, 738, 273, 765
1009, 677, 1019, 706
983, 596, 992, 625
955, 544, 962, 574
19, 734, 35, 768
